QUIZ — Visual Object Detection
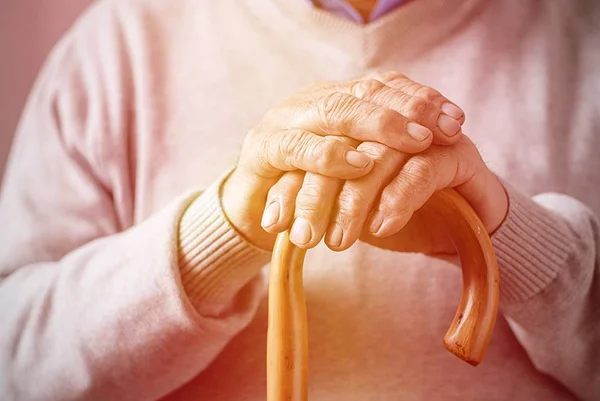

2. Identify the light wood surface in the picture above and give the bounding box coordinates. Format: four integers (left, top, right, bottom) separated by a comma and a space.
267, 188, 500, 400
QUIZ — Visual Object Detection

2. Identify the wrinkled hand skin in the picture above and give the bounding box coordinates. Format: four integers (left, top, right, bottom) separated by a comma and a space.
265, 134, 508, 256
221, 71, 468, 251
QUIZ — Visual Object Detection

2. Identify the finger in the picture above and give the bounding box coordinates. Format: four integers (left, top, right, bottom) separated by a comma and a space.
348, 78, 463, 145
288, 173, 344, 248
368, 72, 466, 139
261, 171, 305, 233
324, 142, 410, 251
326, 77, 461, 144
263, 136, 358, 239
367, 137, 480, 238
369, 71, 465, 119
250, 129, 374, 179
289, 91, 433, 153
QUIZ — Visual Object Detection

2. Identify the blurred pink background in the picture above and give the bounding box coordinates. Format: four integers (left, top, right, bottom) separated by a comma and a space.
0, 0, 93, 183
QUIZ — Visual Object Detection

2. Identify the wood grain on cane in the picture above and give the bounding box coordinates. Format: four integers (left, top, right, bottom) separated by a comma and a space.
267, 188, 500, 401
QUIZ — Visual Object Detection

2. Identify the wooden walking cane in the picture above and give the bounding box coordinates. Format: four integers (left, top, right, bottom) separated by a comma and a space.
266, 188, 500, 401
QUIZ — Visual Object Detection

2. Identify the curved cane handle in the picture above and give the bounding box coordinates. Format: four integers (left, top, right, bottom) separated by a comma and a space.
267, 188, 500, 401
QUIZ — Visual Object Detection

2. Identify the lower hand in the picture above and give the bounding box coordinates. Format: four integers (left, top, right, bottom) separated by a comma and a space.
262, 135, 508, 255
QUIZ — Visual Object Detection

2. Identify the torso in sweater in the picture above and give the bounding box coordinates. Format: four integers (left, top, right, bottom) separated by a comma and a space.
58, 0, 600, 399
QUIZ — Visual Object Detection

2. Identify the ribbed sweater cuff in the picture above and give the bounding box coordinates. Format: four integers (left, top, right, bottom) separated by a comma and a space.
491, 182, 573, 305
177, 173, 271, 311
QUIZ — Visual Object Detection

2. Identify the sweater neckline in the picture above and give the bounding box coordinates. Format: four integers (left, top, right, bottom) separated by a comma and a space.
280, 0, 485, 31
257, 0, 488, 66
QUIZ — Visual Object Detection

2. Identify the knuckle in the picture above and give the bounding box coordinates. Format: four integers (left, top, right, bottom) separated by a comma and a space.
404, 156, 436, 184
296, 182, 324, 207
358, 142, 399, 164
366, 107, 398, 134
295, 202, 319, 215
413, 86, 444, 104
337, 188, 369, 219
320, 92, 349, 119
403, 96, 436, 122
351, 79, 386, 99
279, 130, 305, 160
318, 92, 360, 132
386, 75, 415, 92
314, 138, 342, 171
384, 182, 415, 213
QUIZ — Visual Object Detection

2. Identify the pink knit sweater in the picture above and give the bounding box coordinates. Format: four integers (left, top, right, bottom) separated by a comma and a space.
1, 0, 599, 400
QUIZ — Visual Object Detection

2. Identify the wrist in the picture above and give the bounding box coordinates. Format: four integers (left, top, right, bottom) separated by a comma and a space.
177, 178, 272, 311
221, 168, 277, 251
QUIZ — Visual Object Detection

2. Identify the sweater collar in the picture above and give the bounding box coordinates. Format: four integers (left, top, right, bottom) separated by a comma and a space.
259, 0, 487, 64
305, 0, 410, 23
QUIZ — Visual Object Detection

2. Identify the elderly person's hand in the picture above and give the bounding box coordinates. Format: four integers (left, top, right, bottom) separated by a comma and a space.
264, 133, 508, 255
222, 72, 466, 250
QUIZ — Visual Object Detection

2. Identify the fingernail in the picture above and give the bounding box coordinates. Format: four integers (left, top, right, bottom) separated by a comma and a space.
346, 151, 372, 168
441, 102, 464, 119
368, 210, 384, 233
328, 223, 343, 248
406, 122, 432, 142
261, 201, 280, 228
437, 114, 462, 137
289, 218, 312, 245
374, 216, 406, 237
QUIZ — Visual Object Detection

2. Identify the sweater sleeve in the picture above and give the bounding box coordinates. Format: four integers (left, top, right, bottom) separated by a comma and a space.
491, 183, 600, 400
0, 11, 270, 401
